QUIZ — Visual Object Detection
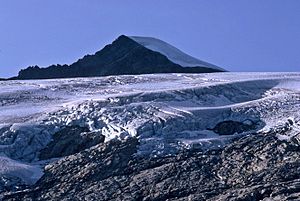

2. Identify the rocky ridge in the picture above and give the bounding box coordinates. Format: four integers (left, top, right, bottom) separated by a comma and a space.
16, 35, 223, 80
2, 123, 300, 201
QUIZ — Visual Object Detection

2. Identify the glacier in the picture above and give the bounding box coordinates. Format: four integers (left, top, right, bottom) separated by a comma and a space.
0, 72, 300, 188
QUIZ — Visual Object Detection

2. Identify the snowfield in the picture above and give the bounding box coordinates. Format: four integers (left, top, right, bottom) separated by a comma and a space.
0, 72, 300, 186
129, 36, 224, 71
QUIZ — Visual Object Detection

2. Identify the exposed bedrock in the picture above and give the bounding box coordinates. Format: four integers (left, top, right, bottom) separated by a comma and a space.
39, 126, 105, 160
3, 127, 300, 201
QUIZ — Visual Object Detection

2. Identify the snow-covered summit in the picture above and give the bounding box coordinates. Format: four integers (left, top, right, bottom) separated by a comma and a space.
129, 36, 224, 71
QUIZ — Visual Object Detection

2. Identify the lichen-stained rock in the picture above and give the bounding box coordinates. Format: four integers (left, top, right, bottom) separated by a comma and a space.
3, 130, 300, 201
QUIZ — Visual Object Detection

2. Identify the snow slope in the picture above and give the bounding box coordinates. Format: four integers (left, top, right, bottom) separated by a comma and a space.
0, 156, 43, 185
0, 72, 300, 187
129, 36, 224, 71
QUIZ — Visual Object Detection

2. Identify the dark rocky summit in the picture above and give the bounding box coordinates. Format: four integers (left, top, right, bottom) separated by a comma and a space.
2, 125, 300, 200
16, 35, 223, 80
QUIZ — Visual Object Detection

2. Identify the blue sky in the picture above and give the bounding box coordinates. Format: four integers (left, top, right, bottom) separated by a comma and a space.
0, 0, 300, 77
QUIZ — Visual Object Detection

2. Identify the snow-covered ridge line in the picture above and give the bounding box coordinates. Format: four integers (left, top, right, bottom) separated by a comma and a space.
129, 36, 224, 71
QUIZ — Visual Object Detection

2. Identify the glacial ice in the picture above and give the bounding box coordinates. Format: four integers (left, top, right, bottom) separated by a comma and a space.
0, 72, 300, 186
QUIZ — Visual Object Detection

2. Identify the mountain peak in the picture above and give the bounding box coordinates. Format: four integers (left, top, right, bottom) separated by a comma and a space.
16, 35, 225, 80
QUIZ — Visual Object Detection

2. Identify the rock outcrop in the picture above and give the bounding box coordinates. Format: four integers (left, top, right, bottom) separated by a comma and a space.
209, 119, 257, 135
3, 128, 300, 201
39, 126, 105, 160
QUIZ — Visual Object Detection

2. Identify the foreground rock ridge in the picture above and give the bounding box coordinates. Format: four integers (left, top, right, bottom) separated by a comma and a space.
3, 129, 300, 201
0, 73, 300, 200
17, 35, 224, 80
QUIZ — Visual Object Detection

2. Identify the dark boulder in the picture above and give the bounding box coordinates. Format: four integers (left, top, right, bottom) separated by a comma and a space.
210, 119, 257, 135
